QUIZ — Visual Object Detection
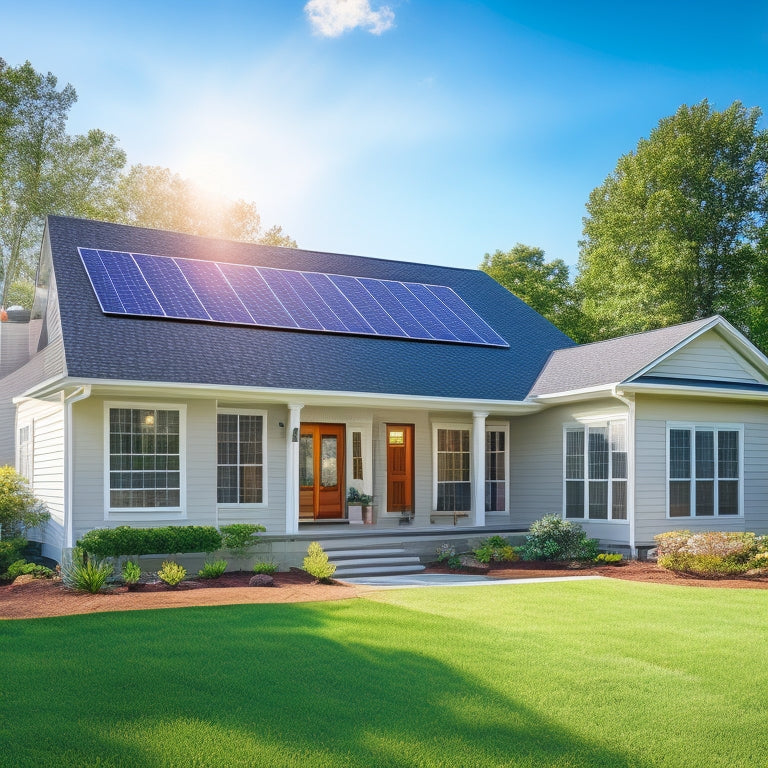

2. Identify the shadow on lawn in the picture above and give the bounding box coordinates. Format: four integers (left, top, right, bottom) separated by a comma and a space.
2, 601, 647, 768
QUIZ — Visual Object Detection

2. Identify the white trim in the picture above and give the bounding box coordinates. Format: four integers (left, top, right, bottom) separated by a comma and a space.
20, 375, 539, 414
472, 412, 488, 526
618, 382, 768, 401
562, 418, 629, 523
432, 422, 472, 513
103, 401, 187, 518
215, 407, 268, 509
484, 420, 510, 515
665, 421, 744, 519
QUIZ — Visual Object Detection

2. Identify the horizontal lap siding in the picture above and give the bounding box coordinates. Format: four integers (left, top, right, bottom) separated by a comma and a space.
634, 395, 768, 543
650, 331, 762, 383
509, 399, 629, 542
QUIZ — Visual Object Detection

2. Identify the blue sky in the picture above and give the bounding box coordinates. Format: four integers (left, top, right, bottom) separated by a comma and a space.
2, 1, 767, 271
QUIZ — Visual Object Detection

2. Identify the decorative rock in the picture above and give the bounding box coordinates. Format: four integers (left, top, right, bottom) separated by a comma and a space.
249, 574, 275, 587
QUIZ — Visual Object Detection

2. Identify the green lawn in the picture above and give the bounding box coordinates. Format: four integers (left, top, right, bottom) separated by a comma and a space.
1, 580, 766, 767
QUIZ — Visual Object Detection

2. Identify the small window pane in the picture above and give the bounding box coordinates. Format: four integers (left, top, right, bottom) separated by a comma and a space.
695, 479, 714, 516
565, 481, 584, 518
611, 480, 627, 520
352, 431, 363, 480
718, 431, 739, 479
669, 480, 691, 517
588, 428, 609, 480
670, 429, 691, 479
589, 481, 608, 519
718, 480, 739, 515
695, 430, 714, 479
565, 430, 584, 480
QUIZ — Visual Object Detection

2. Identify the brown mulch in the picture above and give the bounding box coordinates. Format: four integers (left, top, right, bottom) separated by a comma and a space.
2, 561, 767, 620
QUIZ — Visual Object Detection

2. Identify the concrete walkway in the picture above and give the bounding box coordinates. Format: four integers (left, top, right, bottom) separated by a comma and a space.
340, 573, 603, 588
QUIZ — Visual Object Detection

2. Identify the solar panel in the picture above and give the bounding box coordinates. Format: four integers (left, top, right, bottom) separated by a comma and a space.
78, 247, 509, 348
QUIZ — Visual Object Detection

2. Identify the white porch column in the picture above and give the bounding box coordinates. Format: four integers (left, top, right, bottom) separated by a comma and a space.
285, 403, 303, 535
472, 411, 488, 527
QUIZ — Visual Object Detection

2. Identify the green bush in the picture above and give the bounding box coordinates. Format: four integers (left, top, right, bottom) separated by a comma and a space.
655, 530, 761, 576
220, 524, 266, 557
62, 548, 114, 593
435, 543, 456, 562
474, 535, 519, 564
303, 542, 336, 582
0, 465, 49, 538
78, 525, 222, 559
198, 559, 228, 579
158, 561, 186, 586
122, 560, 142, 585
595, 553, 623, 565
252, 561, 278, 575
0, 538, 27, 577
6, 559, 54, 579
518, 515, 599, 561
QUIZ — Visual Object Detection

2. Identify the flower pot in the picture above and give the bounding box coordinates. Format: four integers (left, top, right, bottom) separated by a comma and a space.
347, 503, 364, 524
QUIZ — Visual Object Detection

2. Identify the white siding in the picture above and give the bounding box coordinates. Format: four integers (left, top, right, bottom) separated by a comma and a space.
648, 330, 764, 383
509, 398, 630, 545
15, 399, 65, 561
634, 394, 768, 544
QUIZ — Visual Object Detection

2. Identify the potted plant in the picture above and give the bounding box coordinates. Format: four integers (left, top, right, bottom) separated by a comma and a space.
347, 487, 373, 525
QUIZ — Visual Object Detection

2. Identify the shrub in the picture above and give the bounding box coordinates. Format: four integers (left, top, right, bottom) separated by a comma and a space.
6, 559, 54, 579
252, 561, 278, 575
303, 542, 336, 582
198, 559, 228, 579
654, 530, 764, 576
347, 487, 373, 505
62, 548, 113, 593
158, 561, 186, 587
748, 552, 768, 570
78, 525, 222, 559
122, 560, 142, 585
595, 553, 623, 565
446, 555, 463, 570
0, 538, 26, 576
474, 535, 519, 564
435, 542, 456, 563
0, 465, 49, 538
220, 524, 266, 557
518, 515, 599, 561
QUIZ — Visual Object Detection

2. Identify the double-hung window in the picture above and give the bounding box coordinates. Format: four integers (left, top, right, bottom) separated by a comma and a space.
107, 405, 183, 510
485, 426, 508, 513
435, 426, 471, 512
668, 424, 741, 517
564, 420, 627, 520
217, 411, 266, 505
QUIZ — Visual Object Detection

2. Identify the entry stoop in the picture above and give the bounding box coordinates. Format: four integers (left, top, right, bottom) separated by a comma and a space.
322, 546, 426, 578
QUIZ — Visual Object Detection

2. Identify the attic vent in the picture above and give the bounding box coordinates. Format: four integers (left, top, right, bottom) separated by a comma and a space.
78, 248, 509, 348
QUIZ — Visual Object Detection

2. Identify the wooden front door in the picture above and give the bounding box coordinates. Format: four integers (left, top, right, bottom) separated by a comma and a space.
299, 424, 345, 520
387, 424, 414, 514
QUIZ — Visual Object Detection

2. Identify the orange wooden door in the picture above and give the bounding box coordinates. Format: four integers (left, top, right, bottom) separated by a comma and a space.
299, 424, 345, 520
387, 424, 414, 513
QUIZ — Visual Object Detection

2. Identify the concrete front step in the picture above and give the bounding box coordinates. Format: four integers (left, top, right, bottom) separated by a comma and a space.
334, 563, 427, 578
333, 556, 421, 568
322, 547, 408, 559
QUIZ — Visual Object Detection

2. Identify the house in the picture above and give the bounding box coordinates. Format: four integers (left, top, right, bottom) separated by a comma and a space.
2, 215, 768, 568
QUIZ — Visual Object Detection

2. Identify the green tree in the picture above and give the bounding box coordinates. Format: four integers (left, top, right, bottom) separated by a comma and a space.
113, 164, 297, 247
480, 243, 581, 338
0, 465, 48, 538
576, 100, 768, 345
0, 59, 126, 303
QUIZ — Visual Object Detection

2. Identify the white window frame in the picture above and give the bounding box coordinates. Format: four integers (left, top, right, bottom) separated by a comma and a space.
562, 419, 628, 523
665, 422, 744, 518
216, 408, 268, 508
17, 421, 33, 486
432, 422, 472, 512
485, 422, 509, 514
104, 402, 187, 520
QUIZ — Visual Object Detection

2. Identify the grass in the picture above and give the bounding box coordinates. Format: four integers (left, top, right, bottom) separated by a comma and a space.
1, 580, 766, 767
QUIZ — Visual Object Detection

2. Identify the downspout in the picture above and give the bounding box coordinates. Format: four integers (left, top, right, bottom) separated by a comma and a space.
612, 386, 636, 558
63, 385, 92, 552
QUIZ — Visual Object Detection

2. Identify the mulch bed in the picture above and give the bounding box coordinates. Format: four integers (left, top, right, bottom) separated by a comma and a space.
2, 561, 767, 621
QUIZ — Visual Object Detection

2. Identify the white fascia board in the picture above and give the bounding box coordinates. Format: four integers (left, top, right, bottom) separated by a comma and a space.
618, 381, 768, 401
530, 384, 619, 404
20, 375, 542, 415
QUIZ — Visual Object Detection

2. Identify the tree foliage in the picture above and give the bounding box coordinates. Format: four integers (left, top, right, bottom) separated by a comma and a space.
0, 59, 296, 304
480, 243, 582, 339
576, 100, 768, 345
0, 465, 49, 538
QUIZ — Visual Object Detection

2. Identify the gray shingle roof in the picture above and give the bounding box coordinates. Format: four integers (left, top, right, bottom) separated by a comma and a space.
47, 216, 576, 401
528, 317, 716, 396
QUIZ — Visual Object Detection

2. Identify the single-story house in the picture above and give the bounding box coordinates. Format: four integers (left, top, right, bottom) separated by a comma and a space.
2, 215, 767, 567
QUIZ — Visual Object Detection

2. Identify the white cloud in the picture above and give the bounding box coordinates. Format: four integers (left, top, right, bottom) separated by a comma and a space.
304, 0, 395, 37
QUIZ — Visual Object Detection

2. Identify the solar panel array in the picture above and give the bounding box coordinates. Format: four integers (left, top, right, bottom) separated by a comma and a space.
78, 247, 509, 348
